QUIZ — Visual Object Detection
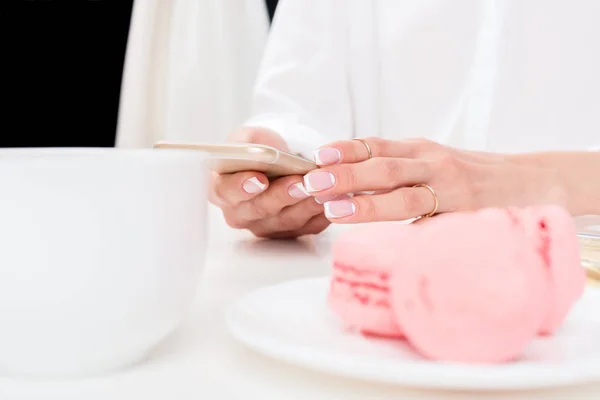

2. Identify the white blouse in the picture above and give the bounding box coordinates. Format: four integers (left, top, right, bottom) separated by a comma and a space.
245, 0, 600, 159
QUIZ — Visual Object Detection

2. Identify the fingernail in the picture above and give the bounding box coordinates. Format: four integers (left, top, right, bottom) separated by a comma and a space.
315, 193, 353, 205
304, 171, 335, 192
242, 177, 266, 194
324, 200, 356, 218
314, 148, 341, 165
288, 182, 310, 199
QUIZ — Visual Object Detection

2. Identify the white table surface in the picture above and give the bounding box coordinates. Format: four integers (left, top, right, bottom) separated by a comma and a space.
1, 206, 599, 400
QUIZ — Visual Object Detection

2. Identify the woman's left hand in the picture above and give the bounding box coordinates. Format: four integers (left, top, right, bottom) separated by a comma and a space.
302, 138, 567, 223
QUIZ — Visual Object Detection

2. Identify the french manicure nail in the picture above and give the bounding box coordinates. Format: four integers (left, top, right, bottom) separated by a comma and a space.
288, 182, 310, 199
303, 171, 335, 192
314, 148, 341, 165
324, 200, 356, 218
242, 177, 266, 194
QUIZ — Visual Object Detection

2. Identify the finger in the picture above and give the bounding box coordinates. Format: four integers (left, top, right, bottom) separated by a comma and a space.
260, 213, 331, 239
314, 137, 436, 165
231, 175, 311, 223
303, 157, 432, 196
314, 193, 355, 204
322, 186, 440, 223
210, 171, 269, 206
248, 196, 324, 236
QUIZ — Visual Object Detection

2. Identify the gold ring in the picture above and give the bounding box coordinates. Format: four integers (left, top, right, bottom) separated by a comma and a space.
353, 138, 373, 159
412, 183, 439, 218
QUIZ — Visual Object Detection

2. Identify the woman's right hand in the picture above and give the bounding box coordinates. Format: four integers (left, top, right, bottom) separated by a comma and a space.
209, 127, 331, 239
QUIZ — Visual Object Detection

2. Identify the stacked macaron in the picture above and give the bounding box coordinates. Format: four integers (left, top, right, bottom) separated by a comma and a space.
328, 224, 405, 339
328, 205, 586, 364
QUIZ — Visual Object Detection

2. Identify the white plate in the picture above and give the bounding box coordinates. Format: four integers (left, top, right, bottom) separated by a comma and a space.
226, 277, 600, 390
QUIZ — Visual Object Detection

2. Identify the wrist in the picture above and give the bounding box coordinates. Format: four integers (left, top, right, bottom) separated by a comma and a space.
509, 152, 598, 216
508, 152, 573, 213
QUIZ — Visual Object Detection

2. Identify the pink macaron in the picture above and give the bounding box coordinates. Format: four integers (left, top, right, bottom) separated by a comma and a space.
388, 208, 552, 363
328, 205, 585, 364
514, 205, 586, 335
328, 224, 406, 338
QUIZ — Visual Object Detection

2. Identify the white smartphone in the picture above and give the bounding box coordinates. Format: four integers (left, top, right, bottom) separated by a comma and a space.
154, 141, 317, 178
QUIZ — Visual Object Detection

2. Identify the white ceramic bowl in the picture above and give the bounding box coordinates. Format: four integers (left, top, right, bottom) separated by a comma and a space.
0, 148, 208, 377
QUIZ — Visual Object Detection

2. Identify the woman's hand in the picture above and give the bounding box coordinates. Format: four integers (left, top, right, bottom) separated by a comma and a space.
302, 138, 567, 223
209, 127, 331, 239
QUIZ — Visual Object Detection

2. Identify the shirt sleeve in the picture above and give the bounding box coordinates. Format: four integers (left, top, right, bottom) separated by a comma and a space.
243, 0, 352, 159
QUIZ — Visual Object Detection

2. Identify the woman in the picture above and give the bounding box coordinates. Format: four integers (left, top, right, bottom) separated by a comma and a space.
210, 0, 600, 239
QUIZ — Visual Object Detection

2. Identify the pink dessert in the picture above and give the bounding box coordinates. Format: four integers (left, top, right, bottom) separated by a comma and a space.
328, 206, 585, 364
328, 224, 406, 338
388, 208, 552, 364
515, 205, 586, 335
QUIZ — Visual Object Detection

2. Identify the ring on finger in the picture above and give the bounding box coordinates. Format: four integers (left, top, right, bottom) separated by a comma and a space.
352, 138, 373, 159
412, 183, 439, 218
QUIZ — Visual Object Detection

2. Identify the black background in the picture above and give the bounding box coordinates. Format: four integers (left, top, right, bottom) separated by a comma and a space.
0, 1, 134, 147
